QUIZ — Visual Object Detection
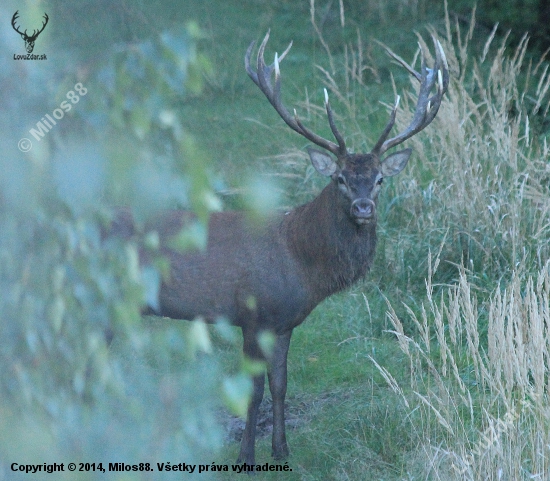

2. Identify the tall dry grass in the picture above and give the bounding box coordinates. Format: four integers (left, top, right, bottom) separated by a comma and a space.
383, 5, 550, 283
369, 7, 550, 479
380, 254, 550, 479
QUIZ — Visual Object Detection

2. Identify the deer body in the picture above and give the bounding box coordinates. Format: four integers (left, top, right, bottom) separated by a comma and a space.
117, 174, 377, 464
150, 179, 376, 331
156, 209, 314, 331
113, 32, 448, 465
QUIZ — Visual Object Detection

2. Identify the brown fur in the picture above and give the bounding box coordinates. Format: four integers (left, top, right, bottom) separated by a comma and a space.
107, 27, 449, 463
107, 148, 406, 465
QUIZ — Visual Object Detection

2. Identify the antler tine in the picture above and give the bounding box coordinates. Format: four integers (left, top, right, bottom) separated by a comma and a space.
32, 13, 49, 38
245, 31, 345, 157
373, 36, 449, 156
371, 96, 400, 154
11, 10, 23, 35
381, 43, 422, 82
323, 89, 347, 155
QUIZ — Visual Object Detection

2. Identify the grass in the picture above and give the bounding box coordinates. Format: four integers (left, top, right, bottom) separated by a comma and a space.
123, 0, 550, 478
7, 0, 550, 478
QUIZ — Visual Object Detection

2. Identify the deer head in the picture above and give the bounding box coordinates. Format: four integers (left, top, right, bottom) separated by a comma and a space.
245, 32, 449, 225
11, 11, 49, 54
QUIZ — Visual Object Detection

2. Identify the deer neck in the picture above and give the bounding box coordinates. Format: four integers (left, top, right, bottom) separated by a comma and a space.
283, 182, 376, 302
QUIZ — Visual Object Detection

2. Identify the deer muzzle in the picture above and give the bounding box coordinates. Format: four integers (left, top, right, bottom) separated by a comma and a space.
351, 198, 375, 224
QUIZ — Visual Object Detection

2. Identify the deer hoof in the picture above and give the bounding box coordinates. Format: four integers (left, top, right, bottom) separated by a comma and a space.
272, 443, 290, 460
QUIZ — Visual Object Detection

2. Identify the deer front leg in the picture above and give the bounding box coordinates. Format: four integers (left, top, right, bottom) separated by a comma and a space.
237, 327, 265, 466
267, 330, 292, 460
236, 371, 265, 465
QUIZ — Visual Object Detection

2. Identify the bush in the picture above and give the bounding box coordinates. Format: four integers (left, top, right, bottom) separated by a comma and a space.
0, 8, 244, 479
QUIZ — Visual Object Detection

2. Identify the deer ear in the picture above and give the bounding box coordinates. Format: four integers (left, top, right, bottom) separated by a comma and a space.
380, 148, 412, 177
307, 147, 338, 177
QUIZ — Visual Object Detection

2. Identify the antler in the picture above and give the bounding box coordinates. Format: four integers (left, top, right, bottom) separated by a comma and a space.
11, 11, 48, 39
245, 31, 347, 157
371, 36, 449, 157
11, 11, 24, 36
32, 13, 49, 39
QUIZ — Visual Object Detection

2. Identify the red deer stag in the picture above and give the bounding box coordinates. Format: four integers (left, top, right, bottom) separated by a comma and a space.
113, 32, 448, 465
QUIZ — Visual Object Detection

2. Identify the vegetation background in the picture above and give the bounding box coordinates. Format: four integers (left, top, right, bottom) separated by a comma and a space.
1, 0, 550, 479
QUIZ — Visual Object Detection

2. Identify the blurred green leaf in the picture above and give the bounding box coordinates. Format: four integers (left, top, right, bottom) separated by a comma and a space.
223, 373, 252, 418
130, 105, 151, 140
167, 221, 208, 252
258, 331, 275, 359
0, 11, 248, 474
188, 319, 213, 356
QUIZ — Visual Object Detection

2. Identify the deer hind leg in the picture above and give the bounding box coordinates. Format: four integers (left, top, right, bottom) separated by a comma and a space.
267, 330, 292, 459
236, 327, 265, 466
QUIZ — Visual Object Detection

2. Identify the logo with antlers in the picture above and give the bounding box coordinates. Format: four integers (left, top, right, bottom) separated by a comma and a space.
11, 10, 49, 54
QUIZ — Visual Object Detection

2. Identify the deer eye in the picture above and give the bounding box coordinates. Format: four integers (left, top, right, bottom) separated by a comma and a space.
337, 175, 346, 185
376, 177, 384, 186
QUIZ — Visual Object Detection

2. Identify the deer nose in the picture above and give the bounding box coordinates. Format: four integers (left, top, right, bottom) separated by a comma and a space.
351, 198, 375, 220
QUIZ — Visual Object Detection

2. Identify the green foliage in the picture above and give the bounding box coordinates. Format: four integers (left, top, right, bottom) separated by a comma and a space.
0, 9, 233, 479
4, 0, 550, 478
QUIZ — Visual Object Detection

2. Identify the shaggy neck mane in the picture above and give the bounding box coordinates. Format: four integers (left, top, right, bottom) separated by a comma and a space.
282, 182, 376, 304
